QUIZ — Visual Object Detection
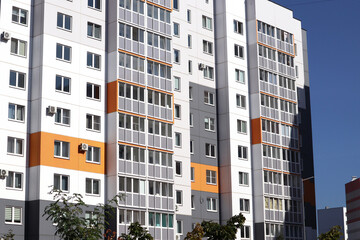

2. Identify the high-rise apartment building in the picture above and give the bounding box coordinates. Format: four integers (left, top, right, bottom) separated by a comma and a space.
346, 177, 360, 239
0, 0, 315, 239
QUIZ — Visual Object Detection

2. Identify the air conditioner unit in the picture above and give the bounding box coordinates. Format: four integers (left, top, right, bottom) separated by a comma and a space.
48, 106, 57, 114
1, 31, 11, 41
1, 169, 8, 177
80, 143, 88, 151
198, 63, 205, 70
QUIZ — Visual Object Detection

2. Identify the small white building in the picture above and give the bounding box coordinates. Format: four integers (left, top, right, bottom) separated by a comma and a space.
318, 207, 348, 239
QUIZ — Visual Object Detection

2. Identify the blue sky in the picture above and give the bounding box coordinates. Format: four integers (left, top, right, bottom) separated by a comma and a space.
269, 0, 360, 210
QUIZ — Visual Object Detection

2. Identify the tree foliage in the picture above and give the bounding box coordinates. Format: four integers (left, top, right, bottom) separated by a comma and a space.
185, 214, 245, 240
0, 229, 15, 240
318, 225, 343, 240
43, 189, 120, 240
118, 222, 153, 240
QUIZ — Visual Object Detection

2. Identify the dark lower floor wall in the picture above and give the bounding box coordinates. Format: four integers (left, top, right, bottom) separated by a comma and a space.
0, 199, 26, 240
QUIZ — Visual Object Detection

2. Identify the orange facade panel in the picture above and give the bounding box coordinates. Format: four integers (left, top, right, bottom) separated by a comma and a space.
29, 132, 105, 174
251, 118, 262, 145
191, 163, 219, 194
107, 81, 118, 113
303, 179, 316, 207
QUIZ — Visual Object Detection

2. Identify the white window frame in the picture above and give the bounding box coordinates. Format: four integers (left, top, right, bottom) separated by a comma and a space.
237, 119, 247, 134
88, 0, 101, 10
55, 75, 71, 94
54, 140, 70, 159
203, 66, 214, 80
85, 178, 100, 196
174, 49, 180, 63
175, 161, 182, 176
87, 52, 101, 70
177, 220, 183, 235
203, 40, 213, 55
175, 132, 182, 147
235, 44, 244, 58
10, 38, 27, 57
174, 76, 181, 91
12, 7, 28, 26
8, 103, 25, 122
54, 174, 70, 192
204, 117, 215, 131
238, 145, 248, 160
9, 70, 26, 89
86, 114, 101, 132
206, 170, 217, 185
191, 167, 195, 182
6, 171, 23, 190
233, 20, 243, 35
56, 43, 71, 62
5, 206, 22, 225
176, 190, 182, 205
204, 91, 215, 106
55, 108, 70, 126
236, 94, 246, 108
206, 198, 217, 212
86, 82, 101, 101
239, 172, 249, 186
240, 198, 250, 212
7, 137, 23, 156
235, 69, 245, 84
87, 22, 101, 40
190, 140, 194, 154
57, 12, 72, 31
241, 226, 251, 239
173, 22, 180, 36
202, 15, 213, 30
205, 143, 216, 158
86, 146, 101, 164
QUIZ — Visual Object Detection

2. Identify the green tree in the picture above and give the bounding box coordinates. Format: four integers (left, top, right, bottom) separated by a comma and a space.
1, 229, 15, 240
318, 225, 343, 240
43, 189, 121, 240
185, 214, 245, 240
118, 222, 153, 240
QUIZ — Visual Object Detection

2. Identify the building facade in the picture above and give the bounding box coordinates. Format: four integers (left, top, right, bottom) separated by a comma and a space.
318, 207, 347, 239
345, 178, 360, 239
0, 0, 315, 239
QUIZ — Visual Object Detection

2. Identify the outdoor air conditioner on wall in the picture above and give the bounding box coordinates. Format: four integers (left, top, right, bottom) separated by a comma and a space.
1, 31, 11, 41
79, 143, 88, 151
198, 63, 205, 70
0, 169, 8, 177
48, 106, 57, 114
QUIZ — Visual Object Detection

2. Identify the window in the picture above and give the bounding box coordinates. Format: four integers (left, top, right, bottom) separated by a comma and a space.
175, 132, 181, 147
188, 35, 192, 48
86, 178, 100, 195
239, 172, 249, 186
85, 211, 99, 227
175, 105, 181, 119
86, 114, 101, 131
177, 220, 183, 234
203, 40, 213, 55
205, 143, 215, 157
12, 7, 28, 25
5, 207, 22, 224
235, 44, 244, 58
241, 226, 251, 239
56, 43, 71, 61
174, 76, 180, 91
189, 86, 193, 100
202, 16, 212, 30
235, 69, 245, 84
86, 146, 101, 163
233, 20, 243, 34
191, 167, 194, 181
237, 120, 247, 134
296, 65, 299, 78
57, 13, 71, 31
173, 22, 180, 36
189, 113, 193, 127
8, 103, 24, 122
236, 94, 246, 108
190, 140, 194, 153
174, 49, 180, 63
175, 161, 182, 176
54, 140, 70, 158
203, 66, 214, 80
7, 137, 23, 155
176, 190, 182, 205
87, 22, 101, 39
204, 117, 215, 131
86, 83, 101, 100
191, 195, 195, 209
240, 198, 250, 212
55, 108, 70, 126
55, 75, 70, 93
206, 170, 217, 184
207, 198, 217, 211
188, 60, 192, 74
238, 146, 248, 160
173, 0, 179, 10
87, 52, 101, 69
88, 0, 101, 10
204, 91, 214, 105
187, 9, 191, 23
54, 174, 69, 191
11, 38, 27, 57
6, 172, 22, 190
9, 70, 25, 89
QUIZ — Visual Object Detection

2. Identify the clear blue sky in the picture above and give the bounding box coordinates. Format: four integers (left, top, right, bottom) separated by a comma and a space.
269, 0, 360, 210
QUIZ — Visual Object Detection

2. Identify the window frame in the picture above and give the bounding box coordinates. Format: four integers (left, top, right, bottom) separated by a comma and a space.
204, 117, 215, 132
86, 114, 101, 132
235, 44, 244, 58
239, 172, 249, 186
239, 198, 250, 212
173, 22, 180, 37
85, 178, 100, 196
10, 38, 27, 57
237, 119, 247, 134
86, 146, 101, 164
55, 75, 71, 94
206, 197, 217, 212
202, 15, 213, 30
203, 40, 213, 55
6, 171, 23, 190
175, 132, 182, 147
238, 145, 248, 160
205, 143, 216, 158
56, 43, 71, 62
12, 7, 28, 26
233, 20, 243, 35
7, 137, 23, 156
236, 94, 246, 109
174, 104, 181, 119
86, 82, 101, 101
175, 190, 183, 205
87, 52, 101, 70
54, 140, 70, 159
57, 12, 72, 31
9, 70, 26, 90
173, 49, 180, 63
235, 69, 245, 84
4, 206, 22, 225
55, 107, 71, 126
88, 0, 101, 10
54, 174, 70, 192
8, 103, 25, 122
175, 161, 182, 176
174, 76, 181, 91
206, 170, 217, 185
87, 22, 102, 40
